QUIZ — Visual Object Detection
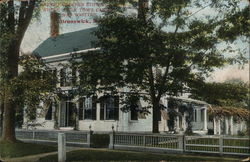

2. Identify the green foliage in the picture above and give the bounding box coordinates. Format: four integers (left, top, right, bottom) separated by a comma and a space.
11, 55, 56, 124
207, 129, 214, 135
189, 81, 249, 109
90, 134, 110, 148
74, 0, 248, 132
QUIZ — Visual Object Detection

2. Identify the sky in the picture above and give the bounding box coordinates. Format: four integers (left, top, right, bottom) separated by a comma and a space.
20, 0, 249, 83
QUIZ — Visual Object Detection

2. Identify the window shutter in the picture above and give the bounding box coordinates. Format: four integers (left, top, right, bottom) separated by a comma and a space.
72, 67, 77, 86
100, 98, 104, 120
60, 68, 65, 87
78, 98, 84, 120
114, 96, 119, 120
79, 70, 84, 85
45, 102, 53, 120
92, 96, 97, 120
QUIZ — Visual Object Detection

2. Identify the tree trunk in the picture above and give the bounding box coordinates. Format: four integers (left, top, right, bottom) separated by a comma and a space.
1, 42, 19, 142
2, 93, 16, 142
152, 102, 160, 133
1, 0, 36, 142
0, 99, 4, 136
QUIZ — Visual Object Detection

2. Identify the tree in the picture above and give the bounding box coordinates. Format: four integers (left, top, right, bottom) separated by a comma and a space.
0, 0, 38, 142
0, 0, 72, 142
189, 80, 249, 109
74, 0, 249, 133
12, 55, 56, 128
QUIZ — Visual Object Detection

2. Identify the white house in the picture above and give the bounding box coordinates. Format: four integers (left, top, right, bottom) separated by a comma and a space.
22, 27, 209, 134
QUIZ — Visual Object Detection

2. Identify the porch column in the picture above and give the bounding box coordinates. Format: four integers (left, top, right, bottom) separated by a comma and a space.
176, 116, 180, 132
218, 119, 221, 135
52, 102, 55, 121
57, 68, 60, 88
225, 117, 229, 135
96, 103, 100, 121
203, 108, 207, 131
230, 116, 234, 135
213, 117, 217, 135
22, 106, 28, 129
175, 108, 180, 132
183, 114, 186, 130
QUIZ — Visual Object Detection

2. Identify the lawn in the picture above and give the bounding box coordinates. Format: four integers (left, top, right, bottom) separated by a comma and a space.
39, 149, 241, 162
0, 140, 57, 158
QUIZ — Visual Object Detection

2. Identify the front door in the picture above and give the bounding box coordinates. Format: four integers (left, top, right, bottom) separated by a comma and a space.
60, 101, 75, 127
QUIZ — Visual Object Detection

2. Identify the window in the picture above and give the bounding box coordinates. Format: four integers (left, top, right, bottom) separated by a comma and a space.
201, 109, 204, 122
60, 68, 76, 87
45, 103, 53, 120
100, 96, 119, 120
131, 108, 138, 120
78, 98, 84, 120
130, 100, 141, 121
82, 96, 97, 120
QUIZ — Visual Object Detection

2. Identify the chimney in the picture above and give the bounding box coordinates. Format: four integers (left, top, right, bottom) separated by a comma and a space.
50, 11, 60, 38
138, 0, 149, 20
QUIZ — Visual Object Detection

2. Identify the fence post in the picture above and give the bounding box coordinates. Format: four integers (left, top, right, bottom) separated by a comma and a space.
178, 135, 184, 152
183, 135, 186, 152
58, 133, 66, 162
87, 132, 91, 148
219, 136, 223, 156
109, 132, 114, 149
32, 131, 35, 140
143, 135, 146, 147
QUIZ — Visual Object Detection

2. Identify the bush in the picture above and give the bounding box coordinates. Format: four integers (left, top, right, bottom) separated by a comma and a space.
207, 129, 214, 135
90, 133, 110, 148
237, 130, 247, 137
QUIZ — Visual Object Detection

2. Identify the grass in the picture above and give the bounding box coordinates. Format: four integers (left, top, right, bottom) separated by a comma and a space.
0, 140, 57, 158
39, 149, 242, 162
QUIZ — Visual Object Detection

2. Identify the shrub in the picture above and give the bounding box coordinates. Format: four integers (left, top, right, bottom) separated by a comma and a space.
90, 133, 110, 148
207, 129, 214, 135
237, 130, 246, 136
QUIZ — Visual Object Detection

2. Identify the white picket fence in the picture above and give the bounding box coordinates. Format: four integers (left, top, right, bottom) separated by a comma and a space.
15, 130, 249, 156
110, 133, 250, 156
16, 129, 90, 147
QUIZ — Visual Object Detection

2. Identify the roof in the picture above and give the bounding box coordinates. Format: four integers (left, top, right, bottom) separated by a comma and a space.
166, 96, 208, 105
33, 27, 98, 58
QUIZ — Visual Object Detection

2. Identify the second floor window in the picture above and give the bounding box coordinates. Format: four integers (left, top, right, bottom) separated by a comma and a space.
60, 67, 77, 87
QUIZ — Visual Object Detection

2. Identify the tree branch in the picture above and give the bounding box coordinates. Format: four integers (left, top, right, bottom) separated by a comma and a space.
156, 6, 182, 101
7, 0, 15, 33
16, 0, 36, 46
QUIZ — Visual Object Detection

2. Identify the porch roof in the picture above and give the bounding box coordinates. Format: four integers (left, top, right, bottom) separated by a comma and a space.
167, 96, 209, 106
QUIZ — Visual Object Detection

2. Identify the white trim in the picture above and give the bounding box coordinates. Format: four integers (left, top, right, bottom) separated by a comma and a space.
42, 47, 101, 60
